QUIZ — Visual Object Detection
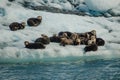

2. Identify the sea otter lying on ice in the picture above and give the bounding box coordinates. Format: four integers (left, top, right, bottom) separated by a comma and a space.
27, 16, 42, 26
24, 41, 45, 49
9, 22, 25, 31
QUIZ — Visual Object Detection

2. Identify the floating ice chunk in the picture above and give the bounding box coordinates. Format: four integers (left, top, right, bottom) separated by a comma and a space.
76, 4, 89, 12
85, 0, 120, 12
0, 8, 6, 16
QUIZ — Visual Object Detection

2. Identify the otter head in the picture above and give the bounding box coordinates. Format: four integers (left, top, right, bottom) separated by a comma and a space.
91, 36, 96, 40
24, 41, 29, 46
41, 34, 47, 37
87, 40, 92, 45
91, 30, 96, 35
41, 34, 48, 39
37, 16, 42, 20
62, 33, 68, 37
76, 38, 81, 45
76, 38, 81, 42
21, 22, 26, 26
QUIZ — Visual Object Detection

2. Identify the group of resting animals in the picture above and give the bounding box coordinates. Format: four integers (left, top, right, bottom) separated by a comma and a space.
9, 16, 105, 53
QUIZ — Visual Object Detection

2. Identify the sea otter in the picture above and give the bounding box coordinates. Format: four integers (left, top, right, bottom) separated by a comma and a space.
89, 35, 96, 44
58, 31, 73, 38
84, 40, 98, 52
9, 22, 25, 31
96, 38, 105, 46
27, 16, 42, 26
73, 38, 81, 45
60, 37, 74, 46
69, 33, 81, 45
70, 33, 79, 41
86, 30, 96, 36
77, 30, 96, 40
49, 34, 61, 43
77, 33, 90, 45
84, 43, 98, 52
87, 30, 97, 39
35, 34, 50, 45
24, 41, 45, 49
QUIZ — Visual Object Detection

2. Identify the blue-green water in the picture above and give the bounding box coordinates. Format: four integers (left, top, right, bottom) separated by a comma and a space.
0, 58, 120, 80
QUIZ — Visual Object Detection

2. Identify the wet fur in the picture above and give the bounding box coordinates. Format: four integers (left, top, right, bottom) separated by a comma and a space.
60, 38, 73, 46
84, 44, 98, 52
27, 17, 42, 26
24, 41, 45, 49
35, 34, 50, 44
96, 38, 105, 46
9, 22, 25, 31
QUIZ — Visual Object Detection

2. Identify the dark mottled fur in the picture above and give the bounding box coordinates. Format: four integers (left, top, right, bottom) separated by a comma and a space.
24, 41, 45, 49
49, 35, 61, 43
27, 16, 42, 26
58, 31, 73, 38
60, 38, 73, 46
96, 38, 105, 46
35, 37, 50, 45
9, 22, 25, 31
84, 44, 98, 52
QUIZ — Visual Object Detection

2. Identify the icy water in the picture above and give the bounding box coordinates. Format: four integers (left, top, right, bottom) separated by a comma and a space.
0, 58, 120, 80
